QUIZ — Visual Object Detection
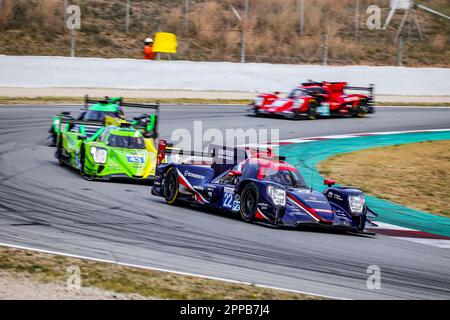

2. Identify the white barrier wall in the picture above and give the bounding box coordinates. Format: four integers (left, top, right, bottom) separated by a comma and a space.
1, 55, 449, 95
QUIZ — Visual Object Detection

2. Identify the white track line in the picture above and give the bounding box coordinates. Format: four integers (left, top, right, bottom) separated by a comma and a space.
391, 238, 450, 249
0, 241, 343, 300
274, 128, 450, 145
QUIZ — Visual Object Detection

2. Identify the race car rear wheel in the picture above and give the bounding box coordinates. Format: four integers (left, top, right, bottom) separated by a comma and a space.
163, 167, 180, 205
307, 102, 318, 120
352, 99, 368, 118
240, 183, 259, 222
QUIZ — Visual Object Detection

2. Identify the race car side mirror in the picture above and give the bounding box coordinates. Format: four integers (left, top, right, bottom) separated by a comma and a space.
228, 170, 242, 177
324, 179, 336, 187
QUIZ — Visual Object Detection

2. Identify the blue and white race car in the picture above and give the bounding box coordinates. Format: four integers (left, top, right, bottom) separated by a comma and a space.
152, 141, 374, 232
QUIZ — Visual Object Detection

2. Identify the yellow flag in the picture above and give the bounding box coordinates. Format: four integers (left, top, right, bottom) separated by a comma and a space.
153, 32, 178, 54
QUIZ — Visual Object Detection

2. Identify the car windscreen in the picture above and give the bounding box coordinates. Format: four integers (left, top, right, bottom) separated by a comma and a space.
107, 134, 145, 149
288, 89, 308, 99
82, 111, 118, 121
305, 87, 328, 95
262, 168, 307, 188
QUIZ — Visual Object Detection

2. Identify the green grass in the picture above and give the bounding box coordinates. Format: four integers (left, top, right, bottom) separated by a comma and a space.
0, 246, 321, 300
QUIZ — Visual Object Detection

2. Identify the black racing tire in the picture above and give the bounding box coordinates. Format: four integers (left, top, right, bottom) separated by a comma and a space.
240, 183, 259, 223
48, 127, 57, 147
352, 99, 368, 118
307, 102, 318, 120
51, 132, 57, 146
79, 145, 87, 176
163, 167, 180, 205
56, 139, 64, 166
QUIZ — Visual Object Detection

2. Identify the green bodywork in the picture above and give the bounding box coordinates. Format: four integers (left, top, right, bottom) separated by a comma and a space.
57, 125, 158, 181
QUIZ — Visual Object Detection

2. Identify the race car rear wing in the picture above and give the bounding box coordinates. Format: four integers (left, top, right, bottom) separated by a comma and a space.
84, 96, 117, 107
157, 140, 286, 171
84, 95, 160, 111
156, 140, 215, 166
344, 84, 375, 103
245, 146, 286, 161
302, 81, 375, 103
83, 95, 160, 138
57, 115, 105, 140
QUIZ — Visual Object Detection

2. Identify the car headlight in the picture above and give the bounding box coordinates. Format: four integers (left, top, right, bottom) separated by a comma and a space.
255, 97, 264, 107
267, 185, 286, 206
348, 195, 365, 214
90, 146, 107, 164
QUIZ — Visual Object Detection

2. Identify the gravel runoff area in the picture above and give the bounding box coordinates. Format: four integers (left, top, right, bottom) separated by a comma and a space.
0, 271, 146, 300
0, 87, 449, 103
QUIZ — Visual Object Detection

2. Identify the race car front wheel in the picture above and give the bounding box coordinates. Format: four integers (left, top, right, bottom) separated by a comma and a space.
240, 183, 259, 222
163, 167, 180, 205
79, 146, 88, 177
307, 102, 318, 120
253, 105, 261, 117
56, 139, 64, 166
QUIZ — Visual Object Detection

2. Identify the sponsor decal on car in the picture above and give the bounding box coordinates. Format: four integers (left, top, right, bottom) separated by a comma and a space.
315, 208, 333, 213
216, 149, 235, 162
258, 202, 268, 209
233, 194, 241, 211
317, 103, 330, 116
344, 96, 360, 102
127, 155, 144, 163
272, 99, 287, 107
184, 170, 205, 180
289, 210, 308, 216
306, 199, 328, 204
222, 187, 240, 211
334, 194, 343, 201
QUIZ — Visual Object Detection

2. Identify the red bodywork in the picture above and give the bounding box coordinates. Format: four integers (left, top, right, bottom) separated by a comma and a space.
252, 81, 374, 119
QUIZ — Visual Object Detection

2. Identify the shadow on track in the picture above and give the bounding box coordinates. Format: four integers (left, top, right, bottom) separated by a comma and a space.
147, 197, 375, 238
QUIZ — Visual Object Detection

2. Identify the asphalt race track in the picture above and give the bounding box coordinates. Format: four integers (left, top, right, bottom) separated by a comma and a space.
0, 104, 450, 299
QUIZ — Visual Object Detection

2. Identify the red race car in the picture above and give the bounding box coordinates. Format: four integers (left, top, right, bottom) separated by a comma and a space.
251, 81, 375, 120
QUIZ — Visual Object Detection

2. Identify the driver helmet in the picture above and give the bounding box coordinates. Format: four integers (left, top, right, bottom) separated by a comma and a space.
144, 38, 153, 45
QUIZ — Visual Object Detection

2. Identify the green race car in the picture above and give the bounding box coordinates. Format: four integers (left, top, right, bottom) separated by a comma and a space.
54, 98, 161, 182
49, 96, 158, 145
55, 122, 159, 182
